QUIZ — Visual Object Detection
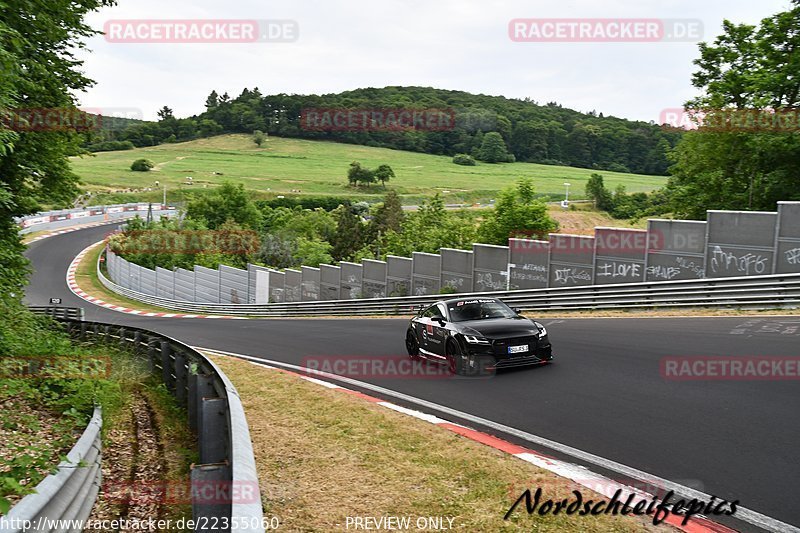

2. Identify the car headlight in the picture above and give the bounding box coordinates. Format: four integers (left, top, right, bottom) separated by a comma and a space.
534, 322, 547, 337
464, 335, 491, 345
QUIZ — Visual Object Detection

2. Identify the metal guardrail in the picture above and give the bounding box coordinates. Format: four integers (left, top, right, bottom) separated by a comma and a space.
28, 306, 85, 321
2, 407, 102, 533
22, 307, 265, 533
97, 256, 800, 316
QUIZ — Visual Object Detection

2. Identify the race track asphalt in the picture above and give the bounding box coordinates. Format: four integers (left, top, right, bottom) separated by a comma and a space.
23, 224, 800, 531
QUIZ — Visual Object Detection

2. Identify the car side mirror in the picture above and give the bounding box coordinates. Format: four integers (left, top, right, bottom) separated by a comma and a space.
512, 307, 521, 314
432, 316, 446, 325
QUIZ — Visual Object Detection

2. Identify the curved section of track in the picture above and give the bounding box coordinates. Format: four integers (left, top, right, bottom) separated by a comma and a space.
24, 224, 800, 531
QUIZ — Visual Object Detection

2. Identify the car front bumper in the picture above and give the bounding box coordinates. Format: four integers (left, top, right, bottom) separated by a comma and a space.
463, 335, 553, 369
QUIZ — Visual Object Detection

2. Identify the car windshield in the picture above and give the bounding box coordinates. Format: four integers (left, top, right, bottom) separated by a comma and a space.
448, 299, 517, 322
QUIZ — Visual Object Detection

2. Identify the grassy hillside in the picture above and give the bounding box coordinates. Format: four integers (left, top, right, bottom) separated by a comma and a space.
70, 134, 667, 204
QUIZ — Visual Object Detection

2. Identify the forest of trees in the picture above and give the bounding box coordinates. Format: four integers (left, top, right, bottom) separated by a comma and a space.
85, 86, 683, 176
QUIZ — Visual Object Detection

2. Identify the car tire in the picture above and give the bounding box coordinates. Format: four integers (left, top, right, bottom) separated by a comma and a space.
406, 330, 420, 359
446, 340, 465, 375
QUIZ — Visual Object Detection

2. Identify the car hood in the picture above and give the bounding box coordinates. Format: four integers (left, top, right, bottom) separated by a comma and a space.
457, 317, 540, 338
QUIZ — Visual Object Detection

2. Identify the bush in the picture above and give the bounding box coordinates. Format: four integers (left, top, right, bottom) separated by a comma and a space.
130, 158, 155, 172
87, 140, 135, 152
452, 153, 476, 166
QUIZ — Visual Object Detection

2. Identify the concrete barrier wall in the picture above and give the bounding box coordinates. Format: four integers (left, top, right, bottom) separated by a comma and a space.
139, 266, 157, 296
220, 265, 249, 304
775, 202, 800, 274
268, 270, 286, 303
284, 269, 302, 302
175, 268, 195, 302
706, 211, 777, 278
128, 262, 142, 293
440, 248, 473, 293
412, 252, 441, 296
340, 262, 363, 300
247, 265, 272, 304
593, 228, 647, 285
104, 202, 800, 303
301, 266, 320, 301
387, 255, 412, 297
156, 267, 175, 299
362, 259, 387, 298
646, 219, 707, 281
319, 264, 341, 301
548, 234, 594, 287
509, 239, 549, 289
473, 244, 509, 292
195, 266, 220, 303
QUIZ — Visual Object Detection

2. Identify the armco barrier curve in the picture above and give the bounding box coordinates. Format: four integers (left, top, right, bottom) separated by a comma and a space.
2, 407, 102, 533
18, 307, 265, 533
17, 202, 176, 234
97, 253, 800, 316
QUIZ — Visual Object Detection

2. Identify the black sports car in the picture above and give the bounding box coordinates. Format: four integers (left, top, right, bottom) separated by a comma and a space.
405, 297, 553, 375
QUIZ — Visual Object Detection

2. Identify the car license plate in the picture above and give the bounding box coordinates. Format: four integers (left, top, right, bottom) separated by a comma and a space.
508, 345, 529, 354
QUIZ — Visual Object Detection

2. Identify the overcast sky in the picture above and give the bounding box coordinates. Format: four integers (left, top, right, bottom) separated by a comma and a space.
76, 0, 791, 123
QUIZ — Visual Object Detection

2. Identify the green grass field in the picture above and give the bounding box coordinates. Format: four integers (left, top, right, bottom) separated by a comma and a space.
70, 134, 667, 204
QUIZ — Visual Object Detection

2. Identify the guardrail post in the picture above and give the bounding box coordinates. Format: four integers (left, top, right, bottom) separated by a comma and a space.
161, 341, 173, 391
80, 321, 87, 340
189, 373, 215, 433
199, 397, 228, 464
147, 337, 157, 373
174, 352, 188, 406
118, 327, 127, 348
191, 463, 232, 533
133, 331, 142, 355
103, 324, 111, 342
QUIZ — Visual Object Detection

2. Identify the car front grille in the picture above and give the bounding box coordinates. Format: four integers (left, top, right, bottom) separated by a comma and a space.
492, 336, 539, 358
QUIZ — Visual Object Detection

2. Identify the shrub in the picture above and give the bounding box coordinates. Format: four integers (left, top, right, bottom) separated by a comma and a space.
87, 140, 135, 152
130, 158, 155, 172
452, 153, 476, 166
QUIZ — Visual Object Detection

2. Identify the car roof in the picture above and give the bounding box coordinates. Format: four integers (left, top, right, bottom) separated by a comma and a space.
441, 297, 501, 306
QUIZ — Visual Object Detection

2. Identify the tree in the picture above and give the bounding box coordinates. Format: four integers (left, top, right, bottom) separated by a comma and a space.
347, 161, 362, 186
666, 2, 800, 216
157, 106, 174, 120
198, 119, 223, 138
478, 178, 558, 245
253, 130, 266, 147
585, 173, 614, 211
374, 164, 395, 187
186, 182, 262, 230
475, 132, 514, 163
346, 161, 375, 187
295, 237, 333, 267
131, 159, 155, 172
372, 190, 404, 234
330, 205, 365, 261
0, 0, 115, 338
205, 90, 220, 110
